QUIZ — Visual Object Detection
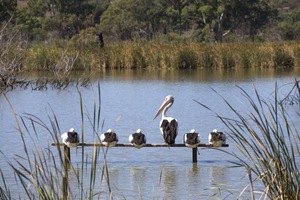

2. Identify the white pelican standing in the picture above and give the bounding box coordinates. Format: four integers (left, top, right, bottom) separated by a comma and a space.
183, 129, 201, 148
129, 129, 147, 149
100, 129, 119, 147
153, 95, 178, 145
208, 129, 226, 147
61, 128, 80, 147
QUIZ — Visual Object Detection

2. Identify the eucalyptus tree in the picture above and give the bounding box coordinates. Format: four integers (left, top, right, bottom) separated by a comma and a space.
100, 0, 167, 41
16, 0, 47, 41
278, 8, 300, 40
196, 0, 277, 42
0, 0, 17, 23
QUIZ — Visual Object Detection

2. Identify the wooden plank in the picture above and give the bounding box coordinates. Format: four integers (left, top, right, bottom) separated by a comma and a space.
52, 143, 229, 147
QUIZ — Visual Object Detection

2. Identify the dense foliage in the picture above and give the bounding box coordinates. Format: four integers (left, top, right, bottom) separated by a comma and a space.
0, 0, 300, 43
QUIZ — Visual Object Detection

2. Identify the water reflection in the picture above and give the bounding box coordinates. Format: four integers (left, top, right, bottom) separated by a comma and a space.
160, 166, 178, 199
20, 67, 300, 84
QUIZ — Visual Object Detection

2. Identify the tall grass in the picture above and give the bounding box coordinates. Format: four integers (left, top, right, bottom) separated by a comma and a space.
195, 80, 300, 199
63, 41, 300, 69
0, 83, 117, 199
22, 41, 300, 70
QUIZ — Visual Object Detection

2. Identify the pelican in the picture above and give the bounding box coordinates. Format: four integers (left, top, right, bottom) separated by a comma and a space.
154, 95, 178, 145
100, 129, 119, 147
129, 129, 147, 149
61, 128, 80, 148
208, 129, 226, 147
183, 129, 201, 148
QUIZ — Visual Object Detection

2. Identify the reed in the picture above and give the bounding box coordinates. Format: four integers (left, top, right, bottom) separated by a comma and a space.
19, 40, 300, 71
195, 80, 300, 199
0, 83, 117, 199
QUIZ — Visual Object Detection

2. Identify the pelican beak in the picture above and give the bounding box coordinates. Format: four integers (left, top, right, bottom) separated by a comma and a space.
153, 98, 170, 119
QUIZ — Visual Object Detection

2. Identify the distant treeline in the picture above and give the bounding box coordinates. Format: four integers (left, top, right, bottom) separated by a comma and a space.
1, 0, 300, 92
1, 0, 300, 43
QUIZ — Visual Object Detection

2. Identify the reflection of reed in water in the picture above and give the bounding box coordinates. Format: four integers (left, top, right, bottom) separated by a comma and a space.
129, 167, 147, 195
208, 165, 228, 185
185, 164, 203, 188
159, 166, 178, 199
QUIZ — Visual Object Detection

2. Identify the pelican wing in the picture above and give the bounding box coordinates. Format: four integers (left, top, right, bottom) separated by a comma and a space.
67, 131, 80, 143
185, 133, 200, 145
161, 119, 178, 144
132, 133, 146, 145
103, 132, 118, 143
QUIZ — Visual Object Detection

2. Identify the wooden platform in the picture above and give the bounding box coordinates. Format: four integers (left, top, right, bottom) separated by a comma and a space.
52, 143, 229, 163
52, 143, 228, 147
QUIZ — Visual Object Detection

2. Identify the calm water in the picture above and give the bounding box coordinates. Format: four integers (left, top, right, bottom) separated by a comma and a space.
0, 68, 300, 199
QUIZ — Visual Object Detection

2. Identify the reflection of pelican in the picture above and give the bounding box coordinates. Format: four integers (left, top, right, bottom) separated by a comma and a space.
100, 129, 118, 147
154, 95, 178, 145
61, 128, 80, 147
129, 129, 146, 149
183, 129, 201, 148
208, 129, 226, 147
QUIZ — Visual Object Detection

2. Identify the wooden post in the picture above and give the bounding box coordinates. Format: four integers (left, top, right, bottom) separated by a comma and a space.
192, 147, 197, 163
62, 176, 68, 200
63, 145, 70, 199
64, 145, 71, 165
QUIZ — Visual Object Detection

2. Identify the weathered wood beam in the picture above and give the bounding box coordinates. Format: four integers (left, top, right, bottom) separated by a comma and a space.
52, 143, 229, 147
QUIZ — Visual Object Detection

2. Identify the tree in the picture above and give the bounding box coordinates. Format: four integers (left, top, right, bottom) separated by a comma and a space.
197, 0, 277, 42
16, 0, 47, 40
278, 9, 300, 40
0, 0, 17, 23
100, 0, 167, 41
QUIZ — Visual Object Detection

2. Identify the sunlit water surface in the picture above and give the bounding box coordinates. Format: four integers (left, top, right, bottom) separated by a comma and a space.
0, 68, 300, 199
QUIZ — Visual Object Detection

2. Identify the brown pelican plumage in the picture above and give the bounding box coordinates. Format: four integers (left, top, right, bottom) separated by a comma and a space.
154, 95, 178, 145
208, 129, 226, 147
129, 129, 147, 149
61, 128, 80, 148
100, 129, 119, 147
183, 129, 201, 148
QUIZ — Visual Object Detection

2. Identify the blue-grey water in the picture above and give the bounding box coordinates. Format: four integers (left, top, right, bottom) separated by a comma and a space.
0, 68, 299, 199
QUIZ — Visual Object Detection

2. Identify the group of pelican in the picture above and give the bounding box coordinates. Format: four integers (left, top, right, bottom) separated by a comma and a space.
61, 95, 226, 148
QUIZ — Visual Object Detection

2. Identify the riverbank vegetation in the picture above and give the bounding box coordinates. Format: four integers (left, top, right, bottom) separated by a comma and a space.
2, 25, 300, 72
1, 0, 300, 92
2, 27, 300, 92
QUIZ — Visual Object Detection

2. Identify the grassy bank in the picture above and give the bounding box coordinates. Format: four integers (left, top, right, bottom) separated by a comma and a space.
1, 30, 300, 92
23, 41, 300, 70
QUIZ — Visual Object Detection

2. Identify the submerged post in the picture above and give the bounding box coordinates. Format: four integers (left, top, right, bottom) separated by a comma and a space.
63, 145, 70, 199
62, 176, 68, 200
192, 147, 197, 163
64, 145, 71, 165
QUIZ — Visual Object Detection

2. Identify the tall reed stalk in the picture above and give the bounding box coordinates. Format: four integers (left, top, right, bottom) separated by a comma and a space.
0, 82, 115, 199
195, 81, 300, 199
